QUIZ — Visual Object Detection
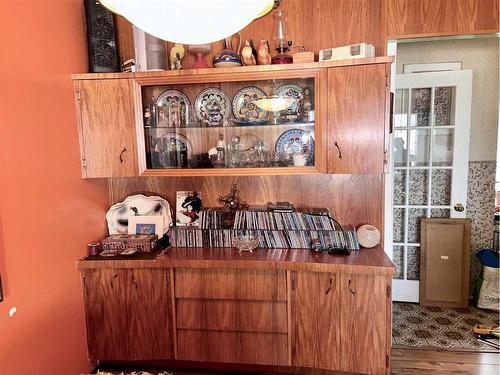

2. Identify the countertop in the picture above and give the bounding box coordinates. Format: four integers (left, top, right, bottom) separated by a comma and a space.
77, 245, 394, 276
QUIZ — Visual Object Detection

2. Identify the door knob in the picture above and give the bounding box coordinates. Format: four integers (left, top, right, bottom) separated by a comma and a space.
454, 203, 464, 212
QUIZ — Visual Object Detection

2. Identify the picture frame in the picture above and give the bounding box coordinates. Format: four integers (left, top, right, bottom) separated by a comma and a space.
176, 191, 202, 226
128, 215, 164, 237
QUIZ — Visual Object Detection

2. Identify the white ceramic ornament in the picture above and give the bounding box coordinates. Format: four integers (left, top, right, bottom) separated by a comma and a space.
106, 194, 172, 235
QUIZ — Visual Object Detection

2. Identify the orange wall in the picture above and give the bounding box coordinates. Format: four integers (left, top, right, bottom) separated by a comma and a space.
0, 1, 109, 374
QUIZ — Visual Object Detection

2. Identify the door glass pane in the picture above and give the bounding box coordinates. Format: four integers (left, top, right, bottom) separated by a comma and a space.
394, 169, 406, 205
407, 246, 420, 280
431, 169, 452, 205
434, 86, 455, 126
395, 89, 409, 127
432, 128, 454, 166
408, 169, 429, 205
408, 208, 427, 243
409, 129, 430, 166
393, 246, 405, 279
393, 208, 406, 243
431, 208, 450, 218
394, 130, 407, 167
410, 88, 431, 127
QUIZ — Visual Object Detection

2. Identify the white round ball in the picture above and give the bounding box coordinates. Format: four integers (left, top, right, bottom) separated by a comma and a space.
356, 224, 381, 248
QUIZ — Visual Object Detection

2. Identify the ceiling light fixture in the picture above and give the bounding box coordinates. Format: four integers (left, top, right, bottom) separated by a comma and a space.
100, 0, 280, 45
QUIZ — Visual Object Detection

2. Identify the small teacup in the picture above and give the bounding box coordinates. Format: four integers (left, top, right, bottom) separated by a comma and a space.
292, 153, 308, 167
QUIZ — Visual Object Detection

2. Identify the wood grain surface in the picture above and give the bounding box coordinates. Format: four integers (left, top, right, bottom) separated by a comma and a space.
174, 268, 287, 301
81, 268, 174, 360
339, 274, 390, 375
290, 271, 341, 370
177, 330, 288, 365
327, 64, 388, 174
75, 79, 138, 177
107, 173, 385, 236
77, 247, 395, 276
110, 0, 498, 67
176, 299, 287, 333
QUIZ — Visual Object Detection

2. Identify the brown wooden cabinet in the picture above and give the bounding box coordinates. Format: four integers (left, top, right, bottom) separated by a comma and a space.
78, 247, 394, 374
290, 271, 341, 370
72, 57, 392, 178
74, 79, 138, 178
81, 268, 174, 360
327, 63, 390, 174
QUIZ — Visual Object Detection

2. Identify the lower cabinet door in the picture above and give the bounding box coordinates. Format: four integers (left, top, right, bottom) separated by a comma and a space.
340, 274, 389, 375
81, 268, 174, 360
290, 271, 341, 370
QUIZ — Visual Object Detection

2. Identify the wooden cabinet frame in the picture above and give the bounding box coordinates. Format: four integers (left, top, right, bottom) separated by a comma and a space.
72, 57, 393, 178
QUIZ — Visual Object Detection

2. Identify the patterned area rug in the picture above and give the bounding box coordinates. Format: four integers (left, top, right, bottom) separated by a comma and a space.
393, 302, 499, 351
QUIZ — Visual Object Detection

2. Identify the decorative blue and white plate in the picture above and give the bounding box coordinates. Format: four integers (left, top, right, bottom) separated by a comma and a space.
158, 132, 192, 158
156, 89, 190, 109
275, 129, 314, 164
275, 83, 304, 122
194, 87, 231, 126
232, 86, 268, 124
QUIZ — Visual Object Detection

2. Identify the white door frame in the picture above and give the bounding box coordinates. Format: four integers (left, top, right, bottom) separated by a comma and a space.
385, 42, 473, 302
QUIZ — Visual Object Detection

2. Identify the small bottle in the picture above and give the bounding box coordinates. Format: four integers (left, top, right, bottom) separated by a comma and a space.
149, 96, 158, 127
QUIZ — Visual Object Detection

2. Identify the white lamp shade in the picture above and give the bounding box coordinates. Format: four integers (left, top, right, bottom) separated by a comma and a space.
100, 0, 274, 44
253, 97, 296, 112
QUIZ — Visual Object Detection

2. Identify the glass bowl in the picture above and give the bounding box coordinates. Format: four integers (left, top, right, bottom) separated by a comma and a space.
232, 235, 259, 253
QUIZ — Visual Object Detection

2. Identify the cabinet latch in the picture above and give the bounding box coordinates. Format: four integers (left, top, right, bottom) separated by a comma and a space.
386, 354, 390, 368
386, 284, 391, 299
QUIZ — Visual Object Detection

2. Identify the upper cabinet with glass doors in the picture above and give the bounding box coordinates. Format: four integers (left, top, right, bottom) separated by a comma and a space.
72, 58, 393, 178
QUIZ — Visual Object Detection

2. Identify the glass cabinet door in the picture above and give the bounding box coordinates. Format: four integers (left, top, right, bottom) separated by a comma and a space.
140, 77, 316, 171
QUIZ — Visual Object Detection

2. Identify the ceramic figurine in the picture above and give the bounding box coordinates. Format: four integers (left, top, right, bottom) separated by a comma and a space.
257, 40, 272, 65
213, 33, 242, 67
241, 39, 256, 66
216, 133, 226, 150
170, 43, 185, 70
302, 88, 312, 122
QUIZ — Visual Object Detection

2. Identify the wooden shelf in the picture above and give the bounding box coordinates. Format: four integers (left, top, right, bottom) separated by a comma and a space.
145, 122, 315, 130
71, 56, 394, 80
77, 245, 394, 276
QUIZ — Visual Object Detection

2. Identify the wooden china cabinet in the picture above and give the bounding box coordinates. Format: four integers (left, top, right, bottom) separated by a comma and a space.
72, 57, 392, 178
74, 56, 395, 375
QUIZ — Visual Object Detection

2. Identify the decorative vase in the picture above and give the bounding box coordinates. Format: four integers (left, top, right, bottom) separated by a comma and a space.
213, 33, 242, 67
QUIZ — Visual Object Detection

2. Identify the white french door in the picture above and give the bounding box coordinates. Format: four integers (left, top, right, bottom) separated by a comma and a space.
388, 70, 473, 302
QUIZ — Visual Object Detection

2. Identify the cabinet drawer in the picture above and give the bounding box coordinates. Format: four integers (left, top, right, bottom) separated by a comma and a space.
177, 330, 288, 365
174, 268, 287, 301
176, 299, 287, 333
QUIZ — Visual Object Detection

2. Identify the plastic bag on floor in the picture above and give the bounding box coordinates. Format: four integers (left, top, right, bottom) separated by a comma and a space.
477, 266, 500, 311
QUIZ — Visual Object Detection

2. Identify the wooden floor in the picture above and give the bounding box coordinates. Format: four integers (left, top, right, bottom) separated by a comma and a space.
96, 349, 500, 375
391, 348, 500, 374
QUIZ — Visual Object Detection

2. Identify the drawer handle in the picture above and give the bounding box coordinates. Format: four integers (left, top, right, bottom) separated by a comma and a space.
325, 277, 333, 295
334, 142, 342, 159
119, 147, 127, 163
348, 279, 357, 296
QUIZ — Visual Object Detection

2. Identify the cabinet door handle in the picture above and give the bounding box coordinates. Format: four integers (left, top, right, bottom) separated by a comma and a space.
334, 142, 342, 159
119, 147, 127, 163
132, 275, 138, 289
325, 277, 333, 295
348, 278, 357, 296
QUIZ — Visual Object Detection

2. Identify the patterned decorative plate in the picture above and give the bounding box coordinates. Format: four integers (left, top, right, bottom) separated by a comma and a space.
194, 87, 231, 126
156, 90, 191, 127
231, 86, 268, 124
275, 129, 314, 163
156, 89, 190, 108
105, 194, 172, 235
274, 83, 304, 122
158, 132, 192, 158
